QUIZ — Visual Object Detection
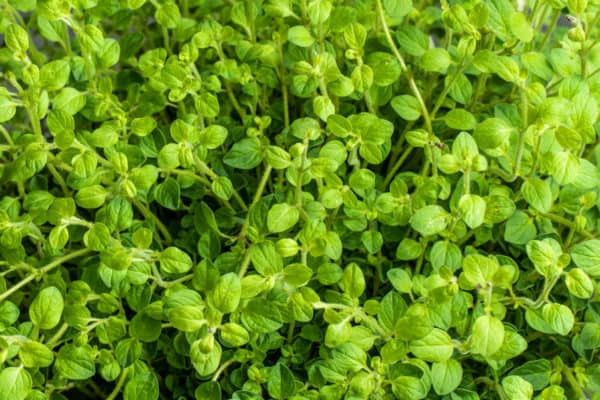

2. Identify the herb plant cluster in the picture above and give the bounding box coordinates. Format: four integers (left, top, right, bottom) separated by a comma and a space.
1, 0, 600, 399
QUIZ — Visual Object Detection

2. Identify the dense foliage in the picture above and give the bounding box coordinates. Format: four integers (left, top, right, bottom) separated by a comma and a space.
1, 0, 600, 399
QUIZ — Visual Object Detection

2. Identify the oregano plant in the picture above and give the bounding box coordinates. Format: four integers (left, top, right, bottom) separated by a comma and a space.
1, 0, 600, 399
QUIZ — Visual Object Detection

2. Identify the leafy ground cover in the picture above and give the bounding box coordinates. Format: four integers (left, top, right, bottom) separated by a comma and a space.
1, 0, 600, 399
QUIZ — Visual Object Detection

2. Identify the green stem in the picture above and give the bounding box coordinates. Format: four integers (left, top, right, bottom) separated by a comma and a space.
106, 368, 129, 400
47, 164, 71, 196
238, 249, 252, 277
387, 121, 414, 166
375, 0, 432, 134
414, 238, 428, 275
287, 321, 296, 344
534, 273, 561, 307
541, 213, 595, 240
563, 367, 587, 400
181, 0, 189, 17
0, 125, 14, 146
430, 67, 462, 119
510, 128, 527, 180
357, 310, 386, 336
194, 158, 248, 211
383, 145, 414, 188
46, 323, 69, 348
565, 210, 582, 249
162, 27, 171, 54
0, 248, 92, 303
212, 359, 236, 382
164, 168, 211, 186
162, 274, 194, 288
225, 81, 246, 120
463, 166, 471, 195
132, 199, 173, 244
538, 10, 560, 50
295, 137, 310, 208
277, 32, 290, 128
238, 165, 272, 240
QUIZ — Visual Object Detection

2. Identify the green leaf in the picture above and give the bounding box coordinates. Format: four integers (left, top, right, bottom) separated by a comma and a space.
19, 341, 54, 368
40, 59, 71, 91
383, 0, 412, 19
504, 211, 537, 245
97, 38, 120, 68
430, 241, 462, 272
288, 25, 314, 47
209, 273, 241, 313
56, 344, 96, 380
431, 359, 463, 395
75, 185, 107, 209
190, 340, 221, 376
395, 238, 422, 261
526, 238, 562, 278
29, 286, 64, 330
265, 146, 291, 169
155, 2, 181, 28
129, 312, 162, 342
509, 359, 551, 391
410, 205, 449, 236
474, 117, 512, 151
267, 363, 297, 399
421, 48, 451, 73
570, 240, 600, 277
409, 328, 454, 362
159, 247, 193, 275
168, 305, 205, 332
460, 254, 498, 289
367, 52, 401, 86
6, 24, 29, 54
283, 263, 313, 287
395, 26, 429, 56
361, 230, 383, 254
219, 323, 249, 347
444, 109, 477, 130
470, 315, 504, 357
251, 241, 283, 276
541, 303, 574, 336
508, 12, 534, 42
84, 223, 111, 251
502, 375, 533, 400
458, 194, 486, 229
267, 203, 300, 233
391, 95, 421, 121
387, 268, 412, 293
0, 367, 31, 400
341, 263, 366, 298
452, 131, 479, 161
521, 178, 552, 213
241, 299, 283, 333
224, 138, 263, 169
154, 178, 181, 210
53, 87, 86, 115
199, 125, 228, 149
313, 95, 335, 121
124, 372, 159, 400
565, 268, 594, 299
0, 96, 17, 122
549, 151, 580, 185
343, 23, 367, 49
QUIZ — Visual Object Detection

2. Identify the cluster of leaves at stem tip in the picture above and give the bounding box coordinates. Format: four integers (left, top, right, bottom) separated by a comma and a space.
3, 0, 600, 399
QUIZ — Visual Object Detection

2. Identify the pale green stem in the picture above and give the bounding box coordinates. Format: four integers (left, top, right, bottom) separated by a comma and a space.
132, 199, 173, 245
375, 0, 432, 135
106, 368, 129, 400
0, 248, 92, 303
